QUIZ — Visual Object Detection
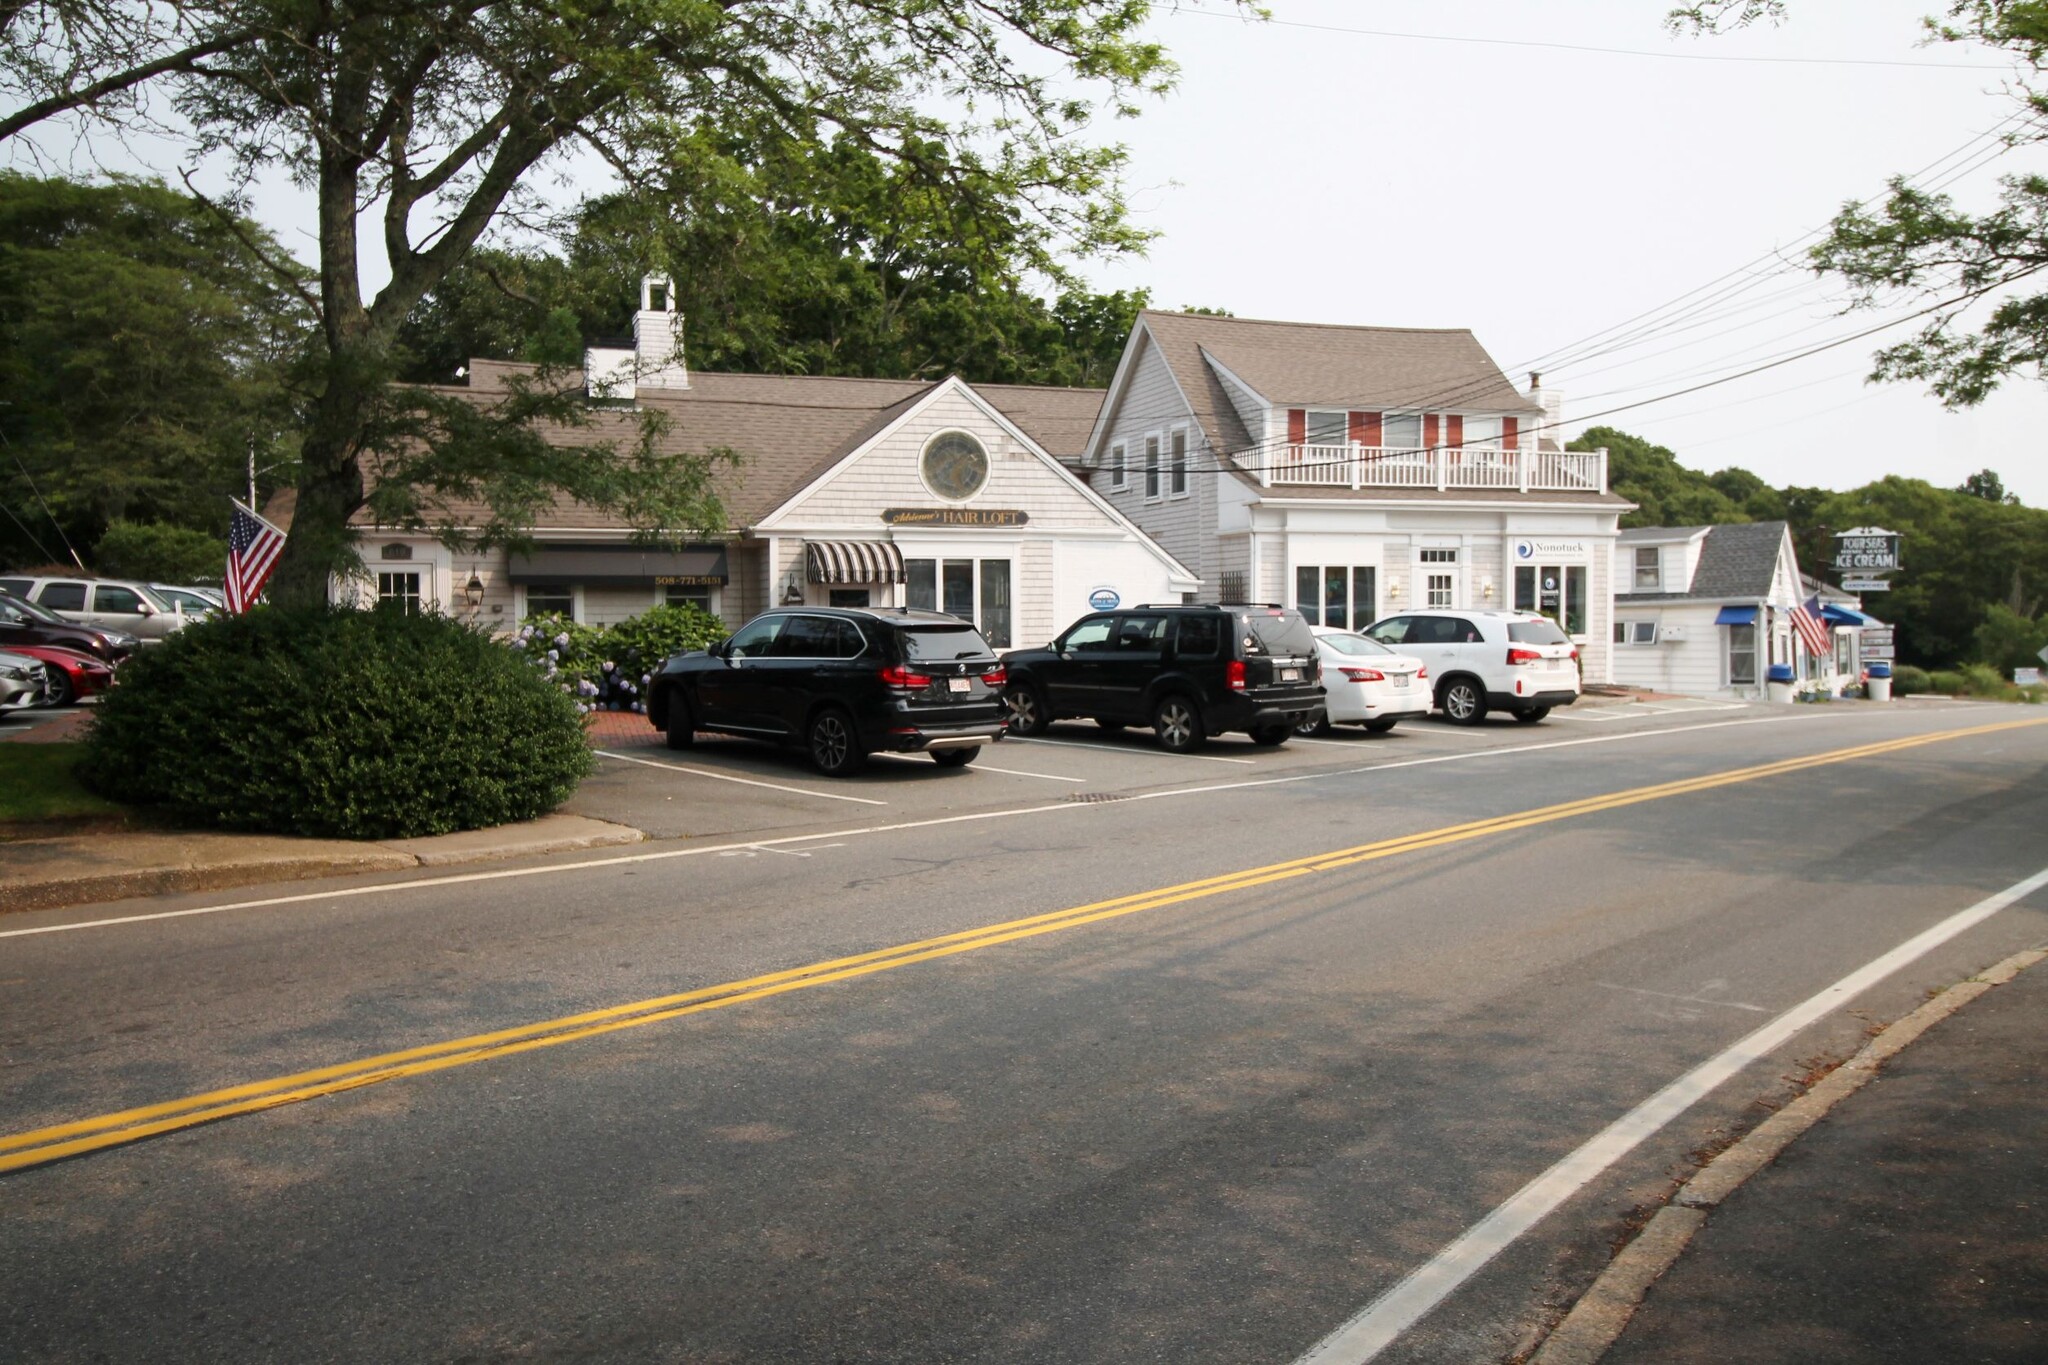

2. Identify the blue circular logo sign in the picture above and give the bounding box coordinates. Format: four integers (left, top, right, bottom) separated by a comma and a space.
1514, 540, 1536, 560
1088, 587, 1121, 611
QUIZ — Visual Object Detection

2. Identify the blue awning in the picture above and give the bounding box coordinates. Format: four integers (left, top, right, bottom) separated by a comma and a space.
1821, 604, 1878, 627
1714, 605, 1759, 626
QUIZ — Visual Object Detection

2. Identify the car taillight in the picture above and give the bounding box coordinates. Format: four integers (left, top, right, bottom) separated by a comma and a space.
1417, 666, 1429, 680
981, 664, 1007, 688
1226, 659, 1247, 691
1339, 666, 1386, 682
1568, 647, 1579, 661
1506, 647, 1543, 665
879, 664, 932, 688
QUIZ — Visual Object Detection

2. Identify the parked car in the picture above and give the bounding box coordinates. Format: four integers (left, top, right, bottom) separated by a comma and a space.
646, 607, 1009, 776
1001, 603, 1324, 752
0, 589, 139, 661
149, 584, 223, 618
0, 575, 187, 642
7, 644, 116, 706
1362, 609, 1580, 725
0, 650, 50, 714
1298, 627, 1430, 736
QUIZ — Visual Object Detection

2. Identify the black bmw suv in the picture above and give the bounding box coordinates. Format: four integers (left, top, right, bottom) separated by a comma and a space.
1000, 604, 1324, 752
646, 607, 1007, 776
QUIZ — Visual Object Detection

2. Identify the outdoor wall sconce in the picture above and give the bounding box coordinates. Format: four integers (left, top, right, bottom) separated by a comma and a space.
464, 571, 485, 611
1482, 577, 1495, 600
1386, 576, 1401, 599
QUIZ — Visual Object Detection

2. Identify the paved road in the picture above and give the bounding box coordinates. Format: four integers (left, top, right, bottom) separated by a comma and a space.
3, 701, 2044, 1362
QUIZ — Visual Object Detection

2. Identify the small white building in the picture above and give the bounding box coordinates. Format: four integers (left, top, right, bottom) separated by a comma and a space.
270, 279, 1196, 645
1076, 311, 1634, 680
1610, 522, 1877, 698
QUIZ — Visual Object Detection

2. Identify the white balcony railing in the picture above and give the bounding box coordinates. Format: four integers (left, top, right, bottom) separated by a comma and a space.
1231, 444, 1609, 495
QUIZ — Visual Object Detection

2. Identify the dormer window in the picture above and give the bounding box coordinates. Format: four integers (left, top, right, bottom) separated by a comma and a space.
1304, 411, 1347, 447
1633, 547, 1661, 591
1463, 416, 1500, 447
1382, 413, 1422, 450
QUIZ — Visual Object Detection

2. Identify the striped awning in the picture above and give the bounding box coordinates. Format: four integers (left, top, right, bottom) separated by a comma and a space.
804, 540, 906, 585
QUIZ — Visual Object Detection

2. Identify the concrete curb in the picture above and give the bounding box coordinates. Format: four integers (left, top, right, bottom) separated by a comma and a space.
1528, 944, 2048, 1365
0, 814, 646, 915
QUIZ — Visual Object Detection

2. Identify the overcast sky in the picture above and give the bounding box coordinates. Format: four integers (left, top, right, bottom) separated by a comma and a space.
1090, 0, 2048, 504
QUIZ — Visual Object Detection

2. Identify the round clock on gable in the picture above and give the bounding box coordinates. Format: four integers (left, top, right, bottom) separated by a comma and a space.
920, 430, 990, 501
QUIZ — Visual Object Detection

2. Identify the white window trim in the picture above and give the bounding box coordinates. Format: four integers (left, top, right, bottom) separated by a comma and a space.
1633, 546, 1662, 593
1110, 441, 1127, 488
1143, 431, 1163, 503
1615, 620, 1659, 646
517, 582, 583, 622
1303, 409, 1348, 448
1168, 426, 1190, 499
651, 582, 723, 618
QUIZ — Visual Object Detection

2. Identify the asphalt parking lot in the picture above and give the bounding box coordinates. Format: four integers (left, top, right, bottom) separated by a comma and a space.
565, 693, 1780, 842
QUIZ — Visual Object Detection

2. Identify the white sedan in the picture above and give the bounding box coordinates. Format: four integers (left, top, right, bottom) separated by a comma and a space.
1298, 627, 1431, 735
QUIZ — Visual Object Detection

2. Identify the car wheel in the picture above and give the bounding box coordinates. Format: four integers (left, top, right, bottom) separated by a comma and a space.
1440, 678, 1488, 726
1295, 711, 1333, 737
807, 707, 867, 776
1003, 684, 1051, 736
1363, 719, 1398, 734
43, 669, 73, 708
931, 746, 979, 768
1249, 724, 1291, 747
1152, 694, 1206, 752
663, 693, 695, 749
1515, 707, 1552, 724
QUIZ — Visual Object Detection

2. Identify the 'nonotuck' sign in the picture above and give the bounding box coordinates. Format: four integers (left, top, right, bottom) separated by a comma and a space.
1833, 528, 1901, 573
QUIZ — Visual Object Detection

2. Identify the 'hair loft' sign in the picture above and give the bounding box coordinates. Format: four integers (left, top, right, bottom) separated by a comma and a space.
881, 507, 1030, 527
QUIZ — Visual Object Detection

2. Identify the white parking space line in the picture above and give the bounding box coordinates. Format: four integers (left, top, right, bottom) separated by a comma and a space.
1294, 861, 2048, 1364
869, 753, 1084, 782
594, 750, 887, 806
1011, 736, 1256, 764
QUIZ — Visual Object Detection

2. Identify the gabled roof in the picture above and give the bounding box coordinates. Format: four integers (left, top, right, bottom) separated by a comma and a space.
1141, 310, 1544, 419
271, 366, 1109, 533
1614, 520, 1792, 601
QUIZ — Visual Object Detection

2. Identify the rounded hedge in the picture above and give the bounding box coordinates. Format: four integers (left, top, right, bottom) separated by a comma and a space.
80, 606, 594, 839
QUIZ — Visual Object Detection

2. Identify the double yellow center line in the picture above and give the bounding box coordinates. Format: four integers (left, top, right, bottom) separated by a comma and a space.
4, 717, 2040, 1177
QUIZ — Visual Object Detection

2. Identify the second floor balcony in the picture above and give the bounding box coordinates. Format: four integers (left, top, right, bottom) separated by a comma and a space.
1231, 443, 1609, 495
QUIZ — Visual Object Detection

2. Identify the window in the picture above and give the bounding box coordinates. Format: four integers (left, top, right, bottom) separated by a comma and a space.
773, 615, 838, 657
1110, 442, 1127, 488
1728, 622, 1758, 686
1218, 571, 1246, 603
1060, 617, 1117, 652
1409, 616, 1465, 645
1145, 435, 1161, 498
1173, 614, 1222, 658
1419, 548, 1459, 564
1170, 429, 1188, 496
378, 570, 423, 615
1116, 614, 1169, 650
1366, 617, 1412, 645
1305, 410, 1347, 447
665, 583, 713, 612
827, 588, 870, 609
1633, 547, 1661, 591
36, 582, 87, 612
524, 583, 573, 618
978, 558, 1011, 649
942, 559, 974, 619
1516, 563, 1588, 636
906, 559, 937, 611
1382, 413, 1422, 450
1293, 565, 1376, 630
1614, 621, 1657, 646
904, 557, 1012, 646
93, 585, 145, 615
726, 614, 784, 658
1463, 415, 1501, 447
1426, 573, 1455, 608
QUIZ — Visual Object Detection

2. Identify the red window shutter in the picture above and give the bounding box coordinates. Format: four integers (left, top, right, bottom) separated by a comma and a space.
1349, 411, 1382, 446
1288, 408, 1306, 446
1503, 417, 1519, 450
1423, 413, 1440, 449
1446, 415, 1464, 449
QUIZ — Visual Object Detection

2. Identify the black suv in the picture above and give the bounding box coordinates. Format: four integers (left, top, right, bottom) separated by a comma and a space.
646, 607, 1008, 776
1001, 604, 1324, 752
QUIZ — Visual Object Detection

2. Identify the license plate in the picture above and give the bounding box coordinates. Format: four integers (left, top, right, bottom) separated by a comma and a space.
1392, 674, 1410, 687
1280, 667, 1300, 682
948, 677, 971, 693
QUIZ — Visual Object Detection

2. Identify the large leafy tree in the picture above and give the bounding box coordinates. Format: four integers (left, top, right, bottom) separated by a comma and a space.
2, 1, 1189, 606
0, 171, 307, 569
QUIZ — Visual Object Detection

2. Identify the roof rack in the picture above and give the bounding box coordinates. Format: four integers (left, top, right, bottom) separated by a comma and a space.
1130, 602, 1287, 610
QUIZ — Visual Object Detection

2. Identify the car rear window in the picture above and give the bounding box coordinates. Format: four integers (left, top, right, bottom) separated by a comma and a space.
900, 625, 995, 663
1507, 619, 1572, 645
1320, 631, 1395, 657
1238, 611, 1317, 657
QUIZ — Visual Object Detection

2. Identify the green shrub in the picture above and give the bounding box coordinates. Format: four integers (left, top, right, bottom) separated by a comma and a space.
513, 603, 724, 714
1928, 670, 1966, 696
93, 520, 226, 584
79, 606, 593, 838
1958, 662, 2009, 697
1891, 665, 1932, 696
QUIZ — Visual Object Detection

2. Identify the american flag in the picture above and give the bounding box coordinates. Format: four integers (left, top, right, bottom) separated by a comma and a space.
1789, 595, 1832, 659
225, 500, 286, 614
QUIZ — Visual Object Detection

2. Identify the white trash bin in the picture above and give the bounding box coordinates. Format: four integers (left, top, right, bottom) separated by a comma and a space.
1866, 664, 1892, 702
1766, 664, 1796, 704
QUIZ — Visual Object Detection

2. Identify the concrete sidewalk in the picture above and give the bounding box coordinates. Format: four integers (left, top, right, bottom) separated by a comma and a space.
1533, 947, 2048, 1364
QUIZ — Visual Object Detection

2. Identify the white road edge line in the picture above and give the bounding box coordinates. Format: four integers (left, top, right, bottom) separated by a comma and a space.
594, 750, 887, 806
0, 710, 1881, 941
1292, 861, 2048, 1365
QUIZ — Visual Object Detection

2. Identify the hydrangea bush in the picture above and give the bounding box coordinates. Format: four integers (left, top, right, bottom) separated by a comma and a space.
510, 603, 725, 715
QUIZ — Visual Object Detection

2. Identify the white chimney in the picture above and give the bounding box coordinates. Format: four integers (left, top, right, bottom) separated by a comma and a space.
1528, 371, 1562, 444
633, 273, 689, 392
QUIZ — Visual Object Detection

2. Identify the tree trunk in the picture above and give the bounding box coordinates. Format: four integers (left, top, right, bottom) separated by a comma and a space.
266, 357, 375, 610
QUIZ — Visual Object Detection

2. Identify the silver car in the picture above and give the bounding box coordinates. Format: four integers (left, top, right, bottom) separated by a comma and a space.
150, 584, 223, 618
0, 649, 50, 713
0, 575, 189, 643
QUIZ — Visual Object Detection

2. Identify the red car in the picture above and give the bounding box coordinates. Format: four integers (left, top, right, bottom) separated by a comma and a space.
7, 644, 116, 707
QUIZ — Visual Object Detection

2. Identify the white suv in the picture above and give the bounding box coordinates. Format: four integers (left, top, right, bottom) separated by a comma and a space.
1362, 610, 1580, 725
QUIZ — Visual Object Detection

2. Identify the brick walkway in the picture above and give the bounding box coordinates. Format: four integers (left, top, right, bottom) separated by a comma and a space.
583, 710, 664, 749
0, 709, 94, 744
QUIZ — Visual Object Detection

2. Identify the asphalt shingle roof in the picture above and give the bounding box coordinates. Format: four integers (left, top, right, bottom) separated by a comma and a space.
1687, 520, 1791, 600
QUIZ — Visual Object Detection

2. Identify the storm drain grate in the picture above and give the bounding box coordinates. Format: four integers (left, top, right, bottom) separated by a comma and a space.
1063, 792, 1132, 803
